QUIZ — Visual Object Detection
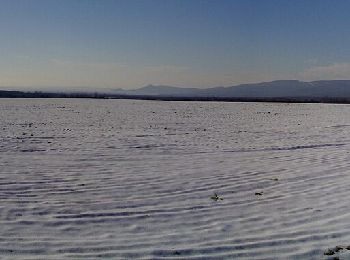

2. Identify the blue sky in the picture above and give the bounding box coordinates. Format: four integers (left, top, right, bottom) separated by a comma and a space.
1, 0, 350, 89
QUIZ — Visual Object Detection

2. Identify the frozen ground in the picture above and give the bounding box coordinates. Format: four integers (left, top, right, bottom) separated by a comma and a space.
1, 98, 350, 259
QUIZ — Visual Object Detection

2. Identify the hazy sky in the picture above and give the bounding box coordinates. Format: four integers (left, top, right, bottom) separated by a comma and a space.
1, 0, 350, 89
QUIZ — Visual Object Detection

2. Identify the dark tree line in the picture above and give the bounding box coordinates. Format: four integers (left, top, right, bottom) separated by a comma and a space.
1, 90, 350, 104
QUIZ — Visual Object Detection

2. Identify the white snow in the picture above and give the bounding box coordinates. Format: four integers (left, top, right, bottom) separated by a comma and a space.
1, 98, 350, 259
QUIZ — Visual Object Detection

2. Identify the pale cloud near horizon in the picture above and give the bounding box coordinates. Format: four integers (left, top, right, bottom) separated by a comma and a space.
300, 62, 350, 81
4, 57, 350, 89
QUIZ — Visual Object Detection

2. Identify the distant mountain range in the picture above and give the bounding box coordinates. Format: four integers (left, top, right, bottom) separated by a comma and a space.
111, 80, 350, 98
3, 80, 350, 100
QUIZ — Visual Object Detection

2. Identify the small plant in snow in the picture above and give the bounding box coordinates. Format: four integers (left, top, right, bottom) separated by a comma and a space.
211, 193, 223, 201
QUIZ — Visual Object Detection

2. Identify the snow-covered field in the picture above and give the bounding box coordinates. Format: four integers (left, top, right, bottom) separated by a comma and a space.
1, 98, 350, 259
